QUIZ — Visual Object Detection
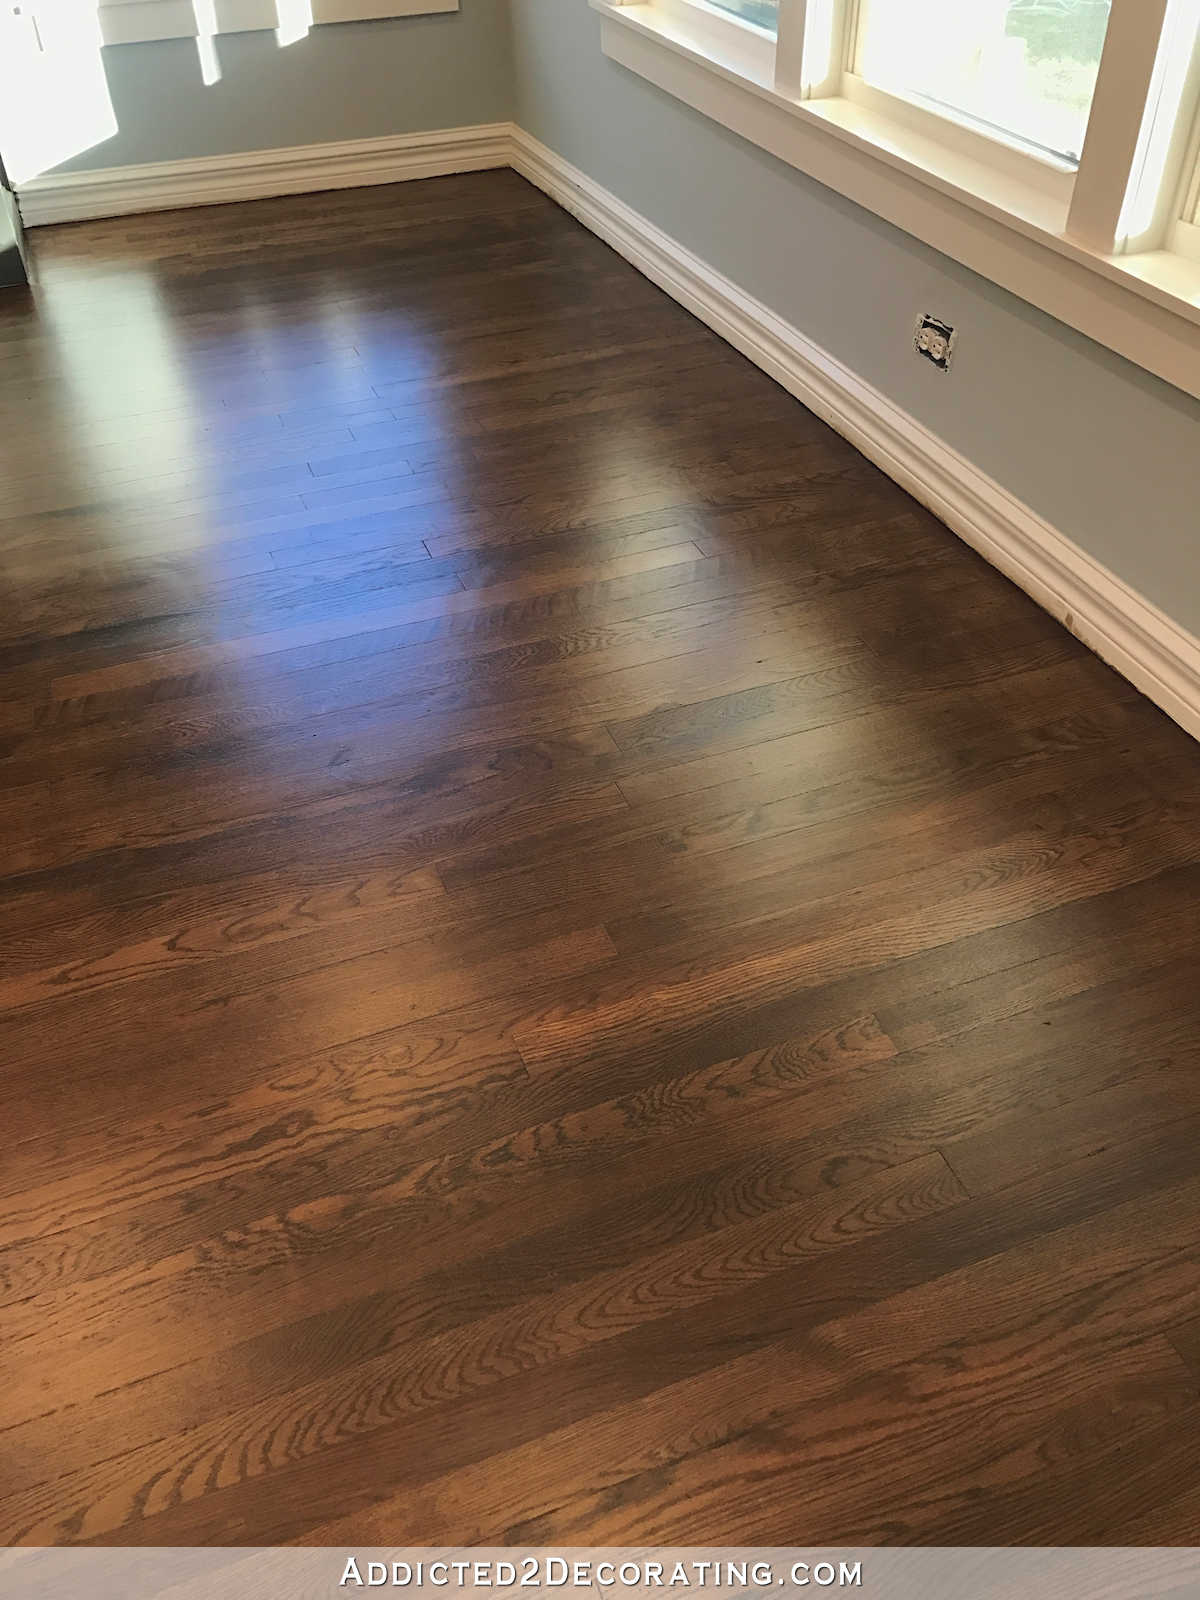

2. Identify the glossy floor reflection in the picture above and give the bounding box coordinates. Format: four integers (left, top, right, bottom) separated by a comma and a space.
1, 172, 1200, 1546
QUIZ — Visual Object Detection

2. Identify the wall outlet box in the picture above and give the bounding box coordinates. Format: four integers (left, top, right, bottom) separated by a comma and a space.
915, 313, 955, 372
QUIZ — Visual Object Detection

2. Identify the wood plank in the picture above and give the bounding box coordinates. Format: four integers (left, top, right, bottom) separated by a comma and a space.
2, 170, 1198, 1549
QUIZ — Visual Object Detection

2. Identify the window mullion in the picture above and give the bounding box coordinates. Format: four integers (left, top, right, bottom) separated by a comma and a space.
1066, 0, 1174, 255
773, 0, 850, 101
1187, 111, 1200, 224
773, 0, 808, 97
1146, 3, 1200, 246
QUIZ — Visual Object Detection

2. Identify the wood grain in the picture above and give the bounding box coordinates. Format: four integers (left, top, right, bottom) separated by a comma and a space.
1, 170, 1198, 1547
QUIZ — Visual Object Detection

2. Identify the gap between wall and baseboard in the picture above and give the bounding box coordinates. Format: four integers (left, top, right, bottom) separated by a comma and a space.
15, 122, 1200, 743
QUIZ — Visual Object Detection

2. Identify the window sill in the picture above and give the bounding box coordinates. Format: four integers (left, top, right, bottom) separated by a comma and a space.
593, 0, 1200, 401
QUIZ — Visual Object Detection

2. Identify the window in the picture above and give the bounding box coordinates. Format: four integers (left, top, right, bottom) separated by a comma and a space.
707, 0, 779, 30
1182, 103, 1200, 225
595, 0, 1200, 398
852, 0, 1113, 164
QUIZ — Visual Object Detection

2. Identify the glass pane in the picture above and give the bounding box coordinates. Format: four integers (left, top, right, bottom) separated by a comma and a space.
706, 0, 779, 33
855, 0, 1113, 163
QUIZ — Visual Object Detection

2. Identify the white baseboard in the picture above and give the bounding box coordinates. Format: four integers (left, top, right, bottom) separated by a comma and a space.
16, 122, 514, 226
510, 126, 1200, 744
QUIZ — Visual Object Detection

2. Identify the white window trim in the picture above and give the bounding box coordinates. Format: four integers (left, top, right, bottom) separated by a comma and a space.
1176, 96, 1200, 248
94, 0, 457, 47
593, 0, 1200, 401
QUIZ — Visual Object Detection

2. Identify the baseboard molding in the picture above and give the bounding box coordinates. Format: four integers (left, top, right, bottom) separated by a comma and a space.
510, 127, 1200, 744
16, 122, 515, 226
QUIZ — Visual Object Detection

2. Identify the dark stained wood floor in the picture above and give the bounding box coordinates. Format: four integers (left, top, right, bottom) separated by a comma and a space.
2, 170, 1200, 1548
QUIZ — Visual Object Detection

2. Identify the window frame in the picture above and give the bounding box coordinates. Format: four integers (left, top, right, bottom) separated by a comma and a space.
1170, 86, 1200, 257
1189, 120, 1200, 223
595, 0, 1200, 399
1187, 127, 1200, 227
627, 0, 776, 82
656, 0, 1200, 253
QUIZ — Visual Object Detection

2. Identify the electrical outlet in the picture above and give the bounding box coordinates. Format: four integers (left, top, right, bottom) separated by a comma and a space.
915, 314, 955, 372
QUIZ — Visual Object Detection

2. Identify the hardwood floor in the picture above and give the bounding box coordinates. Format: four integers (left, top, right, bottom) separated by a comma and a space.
1, 170, 1199, 1548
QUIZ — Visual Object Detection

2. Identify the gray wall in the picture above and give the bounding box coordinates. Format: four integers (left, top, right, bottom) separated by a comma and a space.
53, 0, 512, 172
510, 0, 1200, 636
